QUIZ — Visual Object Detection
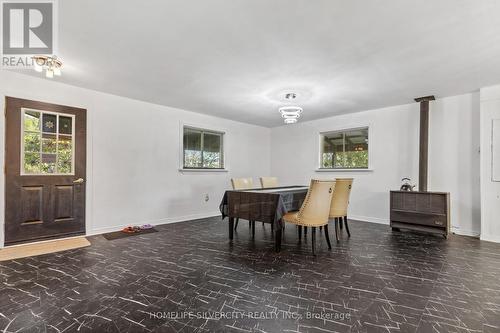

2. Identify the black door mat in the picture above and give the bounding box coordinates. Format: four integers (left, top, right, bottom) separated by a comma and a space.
102, 228, 158, 240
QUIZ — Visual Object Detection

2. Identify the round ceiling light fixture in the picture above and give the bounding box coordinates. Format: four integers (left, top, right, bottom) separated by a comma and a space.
279, 106, 303, 125
32, 55, 62, 78
284, 92, 297, 100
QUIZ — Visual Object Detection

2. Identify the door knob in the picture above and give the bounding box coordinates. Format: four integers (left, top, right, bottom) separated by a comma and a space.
73, 178, 84, 184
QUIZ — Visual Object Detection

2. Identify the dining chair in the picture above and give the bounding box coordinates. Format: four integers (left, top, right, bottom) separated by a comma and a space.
231, 178, 254, 190
260, 177, 278, 188
329, 178, 354, 241
231, 178, 254, 231
282, 179, 335, 255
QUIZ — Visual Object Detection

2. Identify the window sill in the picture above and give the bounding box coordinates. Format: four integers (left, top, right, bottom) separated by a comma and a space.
315, 168, 373, 172
179, 168, 228, 173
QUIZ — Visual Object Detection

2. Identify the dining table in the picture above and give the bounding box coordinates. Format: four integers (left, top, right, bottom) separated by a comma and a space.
219, 185, 308, 251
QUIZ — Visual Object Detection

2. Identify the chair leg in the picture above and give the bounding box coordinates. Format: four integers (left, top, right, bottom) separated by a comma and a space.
311, 227, 316, 256
304, 226, 308, 235
298, 226, 302, 239
234, 218, 239, 230
339, 218, 343, 230
344, 216, 351, 237
324, 224, 332, 250
251, 221, 255, 238
319, 226, 323, 231
334, 218, 340, 242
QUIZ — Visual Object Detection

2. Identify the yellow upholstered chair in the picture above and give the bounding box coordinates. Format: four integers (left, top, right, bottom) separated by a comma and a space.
260, 177, 278, 188
231, 178, 253, 190
329, 178, 354, 241
283, 179, 335, 255
231, 178, 254, 231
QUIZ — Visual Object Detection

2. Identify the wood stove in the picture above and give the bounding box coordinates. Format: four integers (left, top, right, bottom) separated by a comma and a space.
390, 96, 450, 238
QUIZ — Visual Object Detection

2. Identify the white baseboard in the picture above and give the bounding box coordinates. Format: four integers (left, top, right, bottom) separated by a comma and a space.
450, 227, 480, 237
349, 215, 389, 225
87, 211, 221, 236
480, 233, 500, 243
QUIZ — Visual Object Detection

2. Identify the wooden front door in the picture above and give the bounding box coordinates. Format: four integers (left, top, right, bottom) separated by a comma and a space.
5, 97, 86, 245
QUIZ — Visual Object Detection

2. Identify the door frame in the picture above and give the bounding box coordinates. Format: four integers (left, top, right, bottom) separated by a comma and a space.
3, 96, 88, 246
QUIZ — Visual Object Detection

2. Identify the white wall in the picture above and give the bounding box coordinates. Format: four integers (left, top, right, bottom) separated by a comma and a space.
479, 85, 500, 243
271, 103, 420, 224
271, 93, 481, 235
0, 70, 271, 247
429, 94, 481, 236
0, 70, 488, 246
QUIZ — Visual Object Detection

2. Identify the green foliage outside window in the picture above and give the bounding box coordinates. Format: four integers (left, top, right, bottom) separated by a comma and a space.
321, 151, 369, 169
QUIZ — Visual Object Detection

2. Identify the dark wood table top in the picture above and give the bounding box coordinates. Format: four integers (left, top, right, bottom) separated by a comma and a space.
219, 185, 308, 223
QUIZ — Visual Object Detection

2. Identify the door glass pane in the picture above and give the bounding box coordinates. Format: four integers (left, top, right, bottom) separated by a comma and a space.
24, 132, 41, 153
183, 129, 202, 168
42, 134, 57, 153
24, 153, 41, 174
24, 111, 40, 132
42, 113, 57, 133
41, 154, 57, 173
59, 116, 72, 134
57, 135, 73, 174
22, 110, 75, 175
202, 133, 222, 168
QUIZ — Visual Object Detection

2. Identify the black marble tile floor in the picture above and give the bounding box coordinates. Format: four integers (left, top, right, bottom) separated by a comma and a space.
1, 217, 499, 332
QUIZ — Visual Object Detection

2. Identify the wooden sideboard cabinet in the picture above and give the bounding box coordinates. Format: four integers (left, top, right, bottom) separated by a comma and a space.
390, 191, 450, 238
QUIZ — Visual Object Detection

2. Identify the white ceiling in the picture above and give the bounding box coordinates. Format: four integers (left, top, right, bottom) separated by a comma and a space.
20, 0, 500, 127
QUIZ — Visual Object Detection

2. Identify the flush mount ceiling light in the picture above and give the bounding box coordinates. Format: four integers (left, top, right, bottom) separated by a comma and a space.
284, 92, 297, 100
32, 55, 62, 78
279, 106, 303, 125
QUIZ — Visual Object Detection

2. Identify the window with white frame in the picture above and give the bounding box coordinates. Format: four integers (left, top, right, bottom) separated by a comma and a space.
183, 126, 224, 169
320, 127, 369, 169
